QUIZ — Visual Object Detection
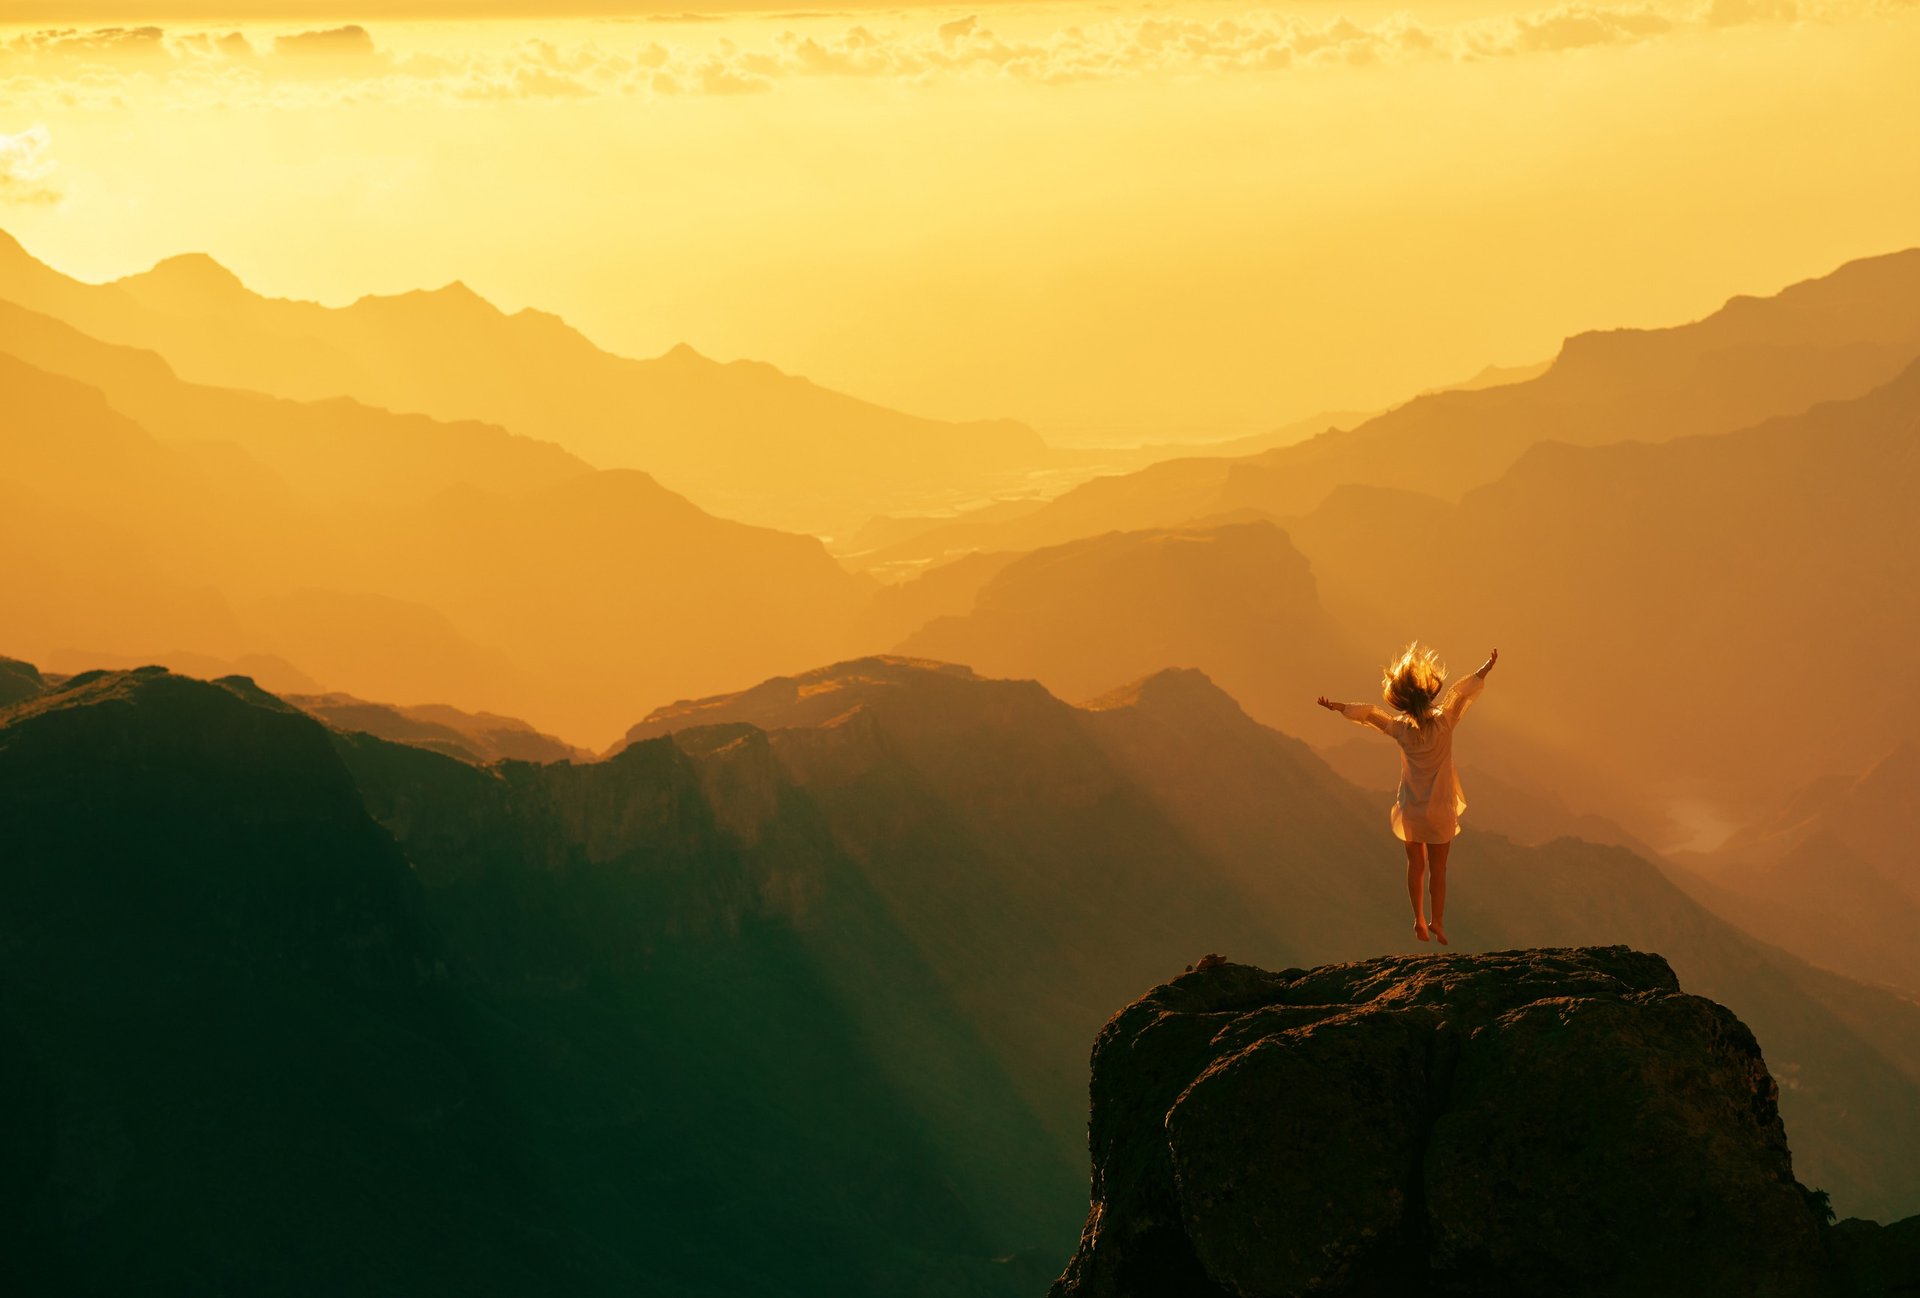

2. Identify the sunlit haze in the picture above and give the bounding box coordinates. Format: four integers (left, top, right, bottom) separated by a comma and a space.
8, 2, 1920, 1292
6, 1, 1920, 442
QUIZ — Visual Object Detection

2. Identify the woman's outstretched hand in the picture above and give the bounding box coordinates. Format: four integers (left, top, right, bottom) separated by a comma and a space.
1315, 696, 1343, 711
1477, 648, 1499, 677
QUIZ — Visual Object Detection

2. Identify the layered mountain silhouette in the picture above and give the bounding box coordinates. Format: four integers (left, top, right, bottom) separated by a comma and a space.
0, 324, 868, 746
849, 253, 1920, 866
0, 296, 590, 505
0, 230, 1046, 534
8, 655, 1920, 1297
870, 516, 1645, 849
9, 210, 1920, 1295
855, 247, 1920, 569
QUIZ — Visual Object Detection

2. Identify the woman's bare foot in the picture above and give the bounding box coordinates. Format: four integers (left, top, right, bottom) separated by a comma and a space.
1414, 919, 1430, 943
1431, 922, 1450, 946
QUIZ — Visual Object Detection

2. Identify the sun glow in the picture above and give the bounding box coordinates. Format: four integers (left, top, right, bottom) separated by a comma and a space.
5, 1, 1919, 443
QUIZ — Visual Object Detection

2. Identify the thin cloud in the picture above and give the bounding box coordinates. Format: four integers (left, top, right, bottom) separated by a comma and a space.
273, 25, 377, 58
1493, 4, 1677, 52
0, 124, 60, 206
0, 1, 1871, 109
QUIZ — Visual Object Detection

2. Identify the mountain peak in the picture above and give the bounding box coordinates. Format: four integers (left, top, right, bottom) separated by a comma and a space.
349, 280, 501, 318
124, 252, 248, 299
430, 278, 485, 304
1080, 667, 1250, 726
659, 341, 710, 364
613, 655, 1005, 752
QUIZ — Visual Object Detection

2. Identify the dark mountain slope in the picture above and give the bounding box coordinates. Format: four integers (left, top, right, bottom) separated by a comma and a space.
0, 667, 1075, 1296
619, 657, 1287, 1161
9, 656, 1920, 1297
0, 669, 591, 1297
334, 723, 1084, 1287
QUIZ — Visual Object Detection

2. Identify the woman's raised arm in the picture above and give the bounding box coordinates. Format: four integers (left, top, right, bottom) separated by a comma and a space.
1318, 696, 1395, 734
1441, 649, 1498, 724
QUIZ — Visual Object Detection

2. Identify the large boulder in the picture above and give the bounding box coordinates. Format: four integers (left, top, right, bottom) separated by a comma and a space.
1050, 946, 1838, 1297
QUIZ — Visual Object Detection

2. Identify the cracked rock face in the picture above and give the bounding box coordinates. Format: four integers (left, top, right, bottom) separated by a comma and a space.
1049, 946, 1835, 1298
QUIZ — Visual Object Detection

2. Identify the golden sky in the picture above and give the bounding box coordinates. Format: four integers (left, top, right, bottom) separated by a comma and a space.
5, 1, 1919, 443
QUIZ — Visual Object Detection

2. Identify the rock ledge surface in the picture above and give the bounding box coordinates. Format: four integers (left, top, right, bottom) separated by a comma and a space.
1049, 945, 1839, 1298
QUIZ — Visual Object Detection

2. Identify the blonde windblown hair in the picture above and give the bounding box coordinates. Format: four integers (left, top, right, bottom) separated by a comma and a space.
1381, 642, 1447, 728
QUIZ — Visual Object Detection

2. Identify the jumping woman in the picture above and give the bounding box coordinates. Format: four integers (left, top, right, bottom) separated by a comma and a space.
1316, 644, 1497, 946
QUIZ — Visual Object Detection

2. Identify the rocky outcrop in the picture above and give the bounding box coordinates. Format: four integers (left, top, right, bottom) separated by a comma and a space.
1050, 946, 1843, 1298
0, 655, 43, 707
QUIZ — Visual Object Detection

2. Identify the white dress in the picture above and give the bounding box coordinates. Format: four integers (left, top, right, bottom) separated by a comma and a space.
1340, 673, 1485, 844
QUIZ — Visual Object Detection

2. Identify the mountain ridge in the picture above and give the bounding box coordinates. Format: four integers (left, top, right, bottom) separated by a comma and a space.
0, 227, 1049, 534
847, 243, 1920, 569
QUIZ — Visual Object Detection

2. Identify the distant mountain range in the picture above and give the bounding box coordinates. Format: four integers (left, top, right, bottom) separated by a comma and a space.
6, 656, 1919, 1297
852, 248, 1920, 856
0, 230, 1049, 535
0, 305, 869, 747
856, 247, 1920, 569
1666, 742, 1920, 997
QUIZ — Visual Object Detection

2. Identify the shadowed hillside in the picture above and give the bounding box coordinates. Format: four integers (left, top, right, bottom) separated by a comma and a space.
0, 669, 566, 1296
0, 667, 1075, 1297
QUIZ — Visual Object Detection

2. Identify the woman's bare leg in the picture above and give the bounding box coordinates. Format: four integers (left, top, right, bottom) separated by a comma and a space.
1427, 841, 1451, 945
1404, 840, 1430, 942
